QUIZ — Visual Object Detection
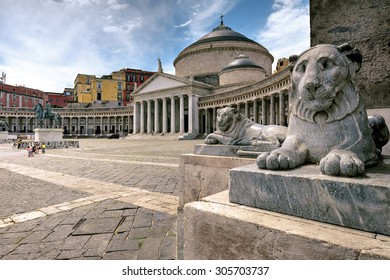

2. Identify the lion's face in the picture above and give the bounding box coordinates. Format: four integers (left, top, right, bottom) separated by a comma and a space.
291, 44, 361, 123
216, 107, 240, 131
292, 45, 350, 112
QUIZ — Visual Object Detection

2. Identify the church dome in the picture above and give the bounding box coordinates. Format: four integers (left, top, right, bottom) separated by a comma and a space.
188, 24, 262, 48
219, 54, 267, 86
221, 54, 265, 71
173, 19, 273, 86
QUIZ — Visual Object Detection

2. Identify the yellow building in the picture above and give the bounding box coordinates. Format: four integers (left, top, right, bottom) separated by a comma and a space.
90, 71, 125, 106
74, 71, 125, 106
74, 74, 94, 103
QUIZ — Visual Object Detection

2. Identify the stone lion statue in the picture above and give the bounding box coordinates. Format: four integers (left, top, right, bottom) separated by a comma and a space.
368, 114, 389, 156
257, 43, 379, 177
0, 120, 9, 131
204, 106, 287, 146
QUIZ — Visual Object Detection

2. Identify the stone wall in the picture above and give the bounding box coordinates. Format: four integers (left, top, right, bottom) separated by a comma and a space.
310, 0, 390, 109
175, 41, 273, 79
219, 67, 266, 86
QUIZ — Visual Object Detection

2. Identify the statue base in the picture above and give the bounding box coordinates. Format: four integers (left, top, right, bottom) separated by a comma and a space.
229, 157, 390, 236
183, 191, 390, 259
34, 128, 63, 143
0, 131, 12, 140
193, 143, 279, 157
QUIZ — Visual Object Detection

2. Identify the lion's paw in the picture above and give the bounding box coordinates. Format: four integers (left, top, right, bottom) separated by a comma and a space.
320, 151, 365, 177
204, 137, 218, 144
256, 151, 292, 170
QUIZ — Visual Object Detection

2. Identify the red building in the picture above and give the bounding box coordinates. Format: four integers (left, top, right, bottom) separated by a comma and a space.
46, 89, 74, 108
0, 83, 45, 108
122, 68, 154, 106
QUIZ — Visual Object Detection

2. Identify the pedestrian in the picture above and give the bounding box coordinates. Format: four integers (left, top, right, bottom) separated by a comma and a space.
17, 139, 22, 149
27, 146, 34, 157
41, 143, 46, 154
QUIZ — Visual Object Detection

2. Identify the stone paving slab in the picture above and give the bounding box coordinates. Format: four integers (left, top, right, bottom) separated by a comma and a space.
0, 138, 203, 260
0, 168, 89, 218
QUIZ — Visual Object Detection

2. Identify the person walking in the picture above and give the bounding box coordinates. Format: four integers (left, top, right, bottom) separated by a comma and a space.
41, 143, 46, 154
27, 146, 34, 157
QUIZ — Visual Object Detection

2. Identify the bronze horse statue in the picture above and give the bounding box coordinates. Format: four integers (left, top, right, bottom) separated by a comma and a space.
33, 103, 61, 127
0, 120, 9, 131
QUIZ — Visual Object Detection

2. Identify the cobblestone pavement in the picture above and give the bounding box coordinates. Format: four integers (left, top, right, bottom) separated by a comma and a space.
0, 137, 202, 260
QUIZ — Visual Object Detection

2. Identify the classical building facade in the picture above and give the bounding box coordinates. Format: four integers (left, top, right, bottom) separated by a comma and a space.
0, 20, 291, 138
0, 106, 133, 136
133, 20, 291, 139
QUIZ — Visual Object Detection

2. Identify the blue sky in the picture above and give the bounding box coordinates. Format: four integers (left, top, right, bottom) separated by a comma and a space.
0, 0, 309, 92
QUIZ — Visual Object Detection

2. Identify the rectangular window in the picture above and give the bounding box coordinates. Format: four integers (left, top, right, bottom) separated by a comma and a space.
97, 82, 102, 90
118, 82, 122, 91
97, 92, 102, 100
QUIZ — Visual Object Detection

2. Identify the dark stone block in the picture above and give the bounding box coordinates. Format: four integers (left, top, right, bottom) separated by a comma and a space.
229, 158, 390, 236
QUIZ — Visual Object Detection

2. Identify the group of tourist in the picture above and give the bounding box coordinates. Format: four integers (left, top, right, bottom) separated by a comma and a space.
26, 142, 46, 157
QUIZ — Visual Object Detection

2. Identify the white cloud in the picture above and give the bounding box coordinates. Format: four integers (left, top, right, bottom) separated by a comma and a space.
184, 0, 239, 40
256, 0, 310, 69
175, 19, 193, 28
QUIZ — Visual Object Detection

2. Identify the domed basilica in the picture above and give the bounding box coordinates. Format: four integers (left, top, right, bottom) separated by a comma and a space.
133, 18, 291, 139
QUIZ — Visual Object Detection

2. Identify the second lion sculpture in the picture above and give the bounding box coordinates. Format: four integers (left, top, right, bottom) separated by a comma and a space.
256, 43, 378, 177
204, 106, 287, 146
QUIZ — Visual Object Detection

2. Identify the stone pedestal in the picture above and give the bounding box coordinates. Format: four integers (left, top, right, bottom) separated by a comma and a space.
177, 153, 254, 259
34, 128, 63, 143
229, 157, 390, 236
193, 143, 278, 157
179, 153, 255, 207
0, 131, 11, 140
183, 191, 390, 259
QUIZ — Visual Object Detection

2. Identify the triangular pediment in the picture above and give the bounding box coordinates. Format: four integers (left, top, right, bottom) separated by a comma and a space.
136, 73, 189, 94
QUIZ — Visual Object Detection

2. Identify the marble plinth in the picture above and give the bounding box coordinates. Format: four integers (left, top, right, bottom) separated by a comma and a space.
229, 157, 390, 236
34, 128, 63, 142
0, 131, 11, 140
179, 154, 255, 207
183, 191, 390, 259
194, 143, 279, 157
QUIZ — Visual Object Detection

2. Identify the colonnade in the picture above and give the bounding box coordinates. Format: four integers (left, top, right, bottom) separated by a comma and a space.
133, 94, 199, 135
0, 108, 133, 137
199, 90, 289, 134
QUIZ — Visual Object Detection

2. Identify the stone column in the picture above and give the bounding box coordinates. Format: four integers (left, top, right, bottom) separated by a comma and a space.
154, 99, 159, 133
122, 116, 125, 134
179, 95, 185, 133
170, 96, 176, 133
245, 102, 249, 118
100, 116, 103, 136
162, 97, 167, 134
194, 95, 199, 134
133, 102, 139, 134
212, 107, 216, 132
140, 101, 144, 134
237, 103, 241, 113
77, 117, 81, 136
270, 95, 276, 125
261, 98, 267, 125
147, 100, 152, 134
253, 99, 258, 123
279, 91, 286, 126
188, 95, 194, 134
204, 108, 209, 134
85, 117, 89, 135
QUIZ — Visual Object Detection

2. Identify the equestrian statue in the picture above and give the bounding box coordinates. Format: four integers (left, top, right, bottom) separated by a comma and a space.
33, 102, 61, 127
0, 120, 9, 131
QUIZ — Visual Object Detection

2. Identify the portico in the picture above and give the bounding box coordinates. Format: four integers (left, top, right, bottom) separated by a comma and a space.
133, 72, 212, 139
